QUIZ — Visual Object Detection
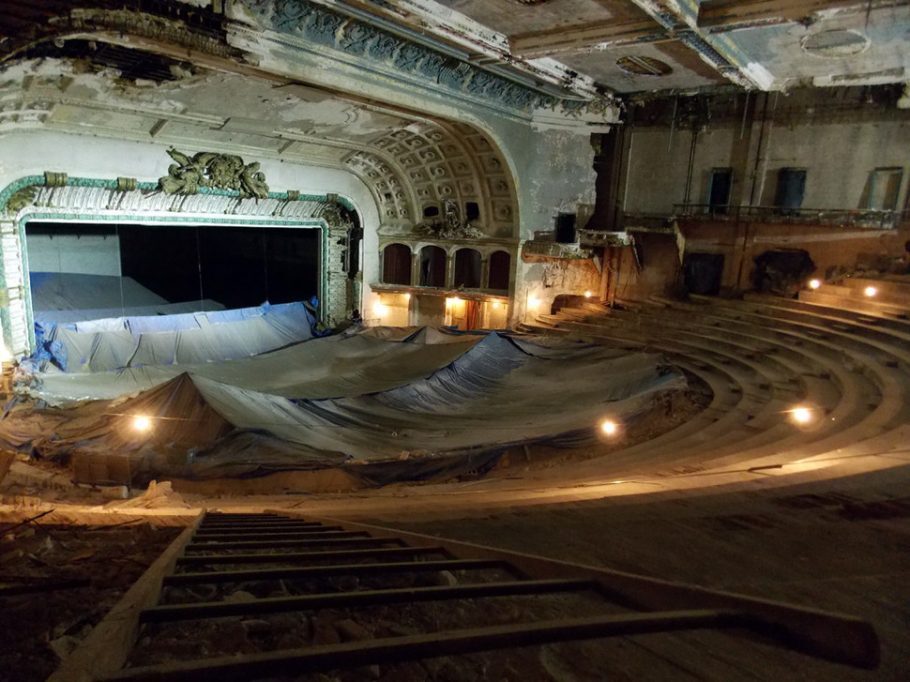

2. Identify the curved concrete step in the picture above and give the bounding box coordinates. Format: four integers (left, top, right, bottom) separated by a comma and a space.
541, 297, 908, 479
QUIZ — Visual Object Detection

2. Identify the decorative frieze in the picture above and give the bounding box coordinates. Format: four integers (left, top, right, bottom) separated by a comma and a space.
240, 0, 616, 122
159, 148, 270, 199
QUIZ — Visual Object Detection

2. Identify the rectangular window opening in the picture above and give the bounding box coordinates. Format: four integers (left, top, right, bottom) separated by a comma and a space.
708, 168, 733, 215
864, 167, 903, 210
774, 168, 807, 215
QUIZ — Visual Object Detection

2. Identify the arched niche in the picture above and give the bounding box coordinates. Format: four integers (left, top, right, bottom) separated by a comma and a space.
453, 248, 482, 289
419, 245, 446, 288
381, 243, 412, 285
488, 250, 511, 291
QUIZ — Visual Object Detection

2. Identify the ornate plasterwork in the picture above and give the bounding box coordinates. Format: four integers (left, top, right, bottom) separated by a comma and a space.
0, 7, 241, 64
240, 0, 616, 122
0, 172, 354, 221
415, 199, 485, 241
0, 172, 362, 353
347, 120, 517, 238
159, 148, 270, 199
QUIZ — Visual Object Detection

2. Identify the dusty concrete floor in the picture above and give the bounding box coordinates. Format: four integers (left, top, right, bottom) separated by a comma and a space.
385, 464, 910, 681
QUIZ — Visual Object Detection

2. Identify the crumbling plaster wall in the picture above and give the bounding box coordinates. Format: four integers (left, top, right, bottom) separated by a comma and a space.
230, 16, 605, 324
237, 27, 599, 237
626, 127, 738, 215
511, 128, 599, 322
758, 120, 910, 208
624, 116, 910, 215
681, 220, 910, 291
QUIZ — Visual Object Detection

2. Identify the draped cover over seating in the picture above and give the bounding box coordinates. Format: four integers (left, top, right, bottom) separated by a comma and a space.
3, 308, 685, 486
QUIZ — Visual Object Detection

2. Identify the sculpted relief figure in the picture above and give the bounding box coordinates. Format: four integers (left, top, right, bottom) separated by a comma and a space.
416, 198, 485, 240
159, 148, 270, 199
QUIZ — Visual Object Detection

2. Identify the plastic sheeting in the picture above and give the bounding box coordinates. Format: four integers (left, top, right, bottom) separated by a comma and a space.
2, 330, 686, 485
32, 331, 481, 404
30, 302, 315, 373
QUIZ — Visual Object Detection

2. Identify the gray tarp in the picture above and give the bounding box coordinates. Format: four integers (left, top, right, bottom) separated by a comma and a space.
32, 332, 482, 404
33, 302, 315, 375
3, 329, 686, 484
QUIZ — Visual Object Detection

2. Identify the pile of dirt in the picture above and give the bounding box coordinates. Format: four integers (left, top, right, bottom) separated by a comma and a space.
0, 516, 181, 682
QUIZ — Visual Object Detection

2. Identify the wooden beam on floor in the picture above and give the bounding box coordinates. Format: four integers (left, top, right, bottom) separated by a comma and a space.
195, 522, 327, 530
191, 529, 359, 541
48, 513, 203, 682
103, 610, 748, 681
141, 578, 594, 623
175, 545, 447, 566
163, 558, 507, 585
293, 513, 880, 670
183, 536, 395, 551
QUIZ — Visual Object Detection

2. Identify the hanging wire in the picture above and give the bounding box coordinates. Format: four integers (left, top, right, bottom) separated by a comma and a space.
667, 95, 679, 152
195, 226, 205, 312
740, 91, 750, 140
116, 222, 126, 320
262, 231, 270, 304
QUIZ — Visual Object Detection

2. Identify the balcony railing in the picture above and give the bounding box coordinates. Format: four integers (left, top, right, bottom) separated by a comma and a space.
671, 204, 910, 229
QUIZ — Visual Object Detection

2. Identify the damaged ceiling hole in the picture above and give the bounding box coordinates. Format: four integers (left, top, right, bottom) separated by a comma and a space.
21, 39, 197, 83
616, 56, 673, 77
801, 30, 870, 58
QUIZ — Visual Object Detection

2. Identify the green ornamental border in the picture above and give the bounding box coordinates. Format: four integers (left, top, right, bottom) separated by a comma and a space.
0, 175, 355, 353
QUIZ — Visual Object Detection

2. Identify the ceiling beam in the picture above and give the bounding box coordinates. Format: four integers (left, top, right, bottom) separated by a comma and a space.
314, 0, 604, 98
698, 0, 908, 31
623, 0, 773, 89
509, 19, 667, 59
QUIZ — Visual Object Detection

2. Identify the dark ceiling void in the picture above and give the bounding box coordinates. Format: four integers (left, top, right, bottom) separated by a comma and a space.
21, 40, 196, 83
27, 223, 321, 311
0, 0, 230, 62
616, 56, 673, 77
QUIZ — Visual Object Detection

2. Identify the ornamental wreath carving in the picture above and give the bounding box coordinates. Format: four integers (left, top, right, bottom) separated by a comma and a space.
159, 148, 270, 199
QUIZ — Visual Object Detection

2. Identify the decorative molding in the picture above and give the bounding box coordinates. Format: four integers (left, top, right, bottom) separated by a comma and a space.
415, 199, 485, 240
159, 148, 270, 199
6, 186, 38, 215
240, 0, 617, 122
0, 172, 364, 353
348, 120, 517, 238
0, 173, 356, 219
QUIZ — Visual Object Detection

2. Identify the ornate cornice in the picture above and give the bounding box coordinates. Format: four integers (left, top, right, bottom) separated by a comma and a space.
0, 171, 356, 221
239, 0, 617, 123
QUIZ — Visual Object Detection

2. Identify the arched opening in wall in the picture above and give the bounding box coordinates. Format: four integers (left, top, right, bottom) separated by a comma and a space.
25, 221, 321, 321
423, 205, 440, 219
381, 243, 412, 285
453, 248, 482, 289
488, 251, 511, 291
419, 245, 447, 287
465, 202, 480, 222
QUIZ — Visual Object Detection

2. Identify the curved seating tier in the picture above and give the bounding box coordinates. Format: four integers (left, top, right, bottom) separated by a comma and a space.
523, 290, 910, 483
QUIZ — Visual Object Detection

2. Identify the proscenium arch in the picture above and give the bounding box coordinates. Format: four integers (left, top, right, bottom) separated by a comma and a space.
0, 174, 364, 356
0, 3, 523, 241
0, 2, 529, 333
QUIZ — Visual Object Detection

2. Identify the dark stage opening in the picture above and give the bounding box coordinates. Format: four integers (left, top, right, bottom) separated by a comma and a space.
26, 222, 321, 317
